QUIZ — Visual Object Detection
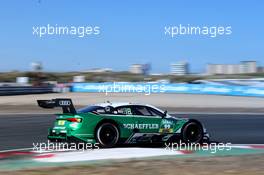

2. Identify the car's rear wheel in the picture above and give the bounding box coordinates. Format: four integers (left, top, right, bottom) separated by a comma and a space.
96, 123, 119, 148
181, 121, 203, 143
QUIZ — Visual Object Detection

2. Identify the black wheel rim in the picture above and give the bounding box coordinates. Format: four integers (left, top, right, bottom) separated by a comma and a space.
99, 125, 118, 146
184, 123, 202, 143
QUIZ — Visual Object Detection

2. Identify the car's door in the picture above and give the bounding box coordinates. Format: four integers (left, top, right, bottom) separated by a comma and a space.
112, 106, 137, 138
130, 105, 162, 133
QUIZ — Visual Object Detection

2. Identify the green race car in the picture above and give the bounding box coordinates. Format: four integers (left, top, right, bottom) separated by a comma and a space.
38, 98, 209, 148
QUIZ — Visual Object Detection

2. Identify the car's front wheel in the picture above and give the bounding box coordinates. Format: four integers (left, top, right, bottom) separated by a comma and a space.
96, 123, 119, 148
181, 121, 203, 143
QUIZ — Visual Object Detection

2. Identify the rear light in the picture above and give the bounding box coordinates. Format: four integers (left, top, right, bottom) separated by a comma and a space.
66, 118, 82, 122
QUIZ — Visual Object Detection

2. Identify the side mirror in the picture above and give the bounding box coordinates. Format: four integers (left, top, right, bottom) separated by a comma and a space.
162, 110, 167, 118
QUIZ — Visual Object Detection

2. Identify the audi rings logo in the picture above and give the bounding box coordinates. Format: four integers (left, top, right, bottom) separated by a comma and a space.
59, 100, 71, 106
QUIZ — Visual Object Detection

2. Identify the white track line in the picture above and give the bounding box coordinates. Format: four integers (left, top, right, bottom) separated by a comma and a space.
34, 148, 185, 162
0, 147, 33, 153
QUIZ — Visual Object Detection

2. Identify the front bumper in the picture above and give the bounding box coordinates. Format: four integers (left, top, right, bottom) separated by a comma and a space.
203, 129, 210, 143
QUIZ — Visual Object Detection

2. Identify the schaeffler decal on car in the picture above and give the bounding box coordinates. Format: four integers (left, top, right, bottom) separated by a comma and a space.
37, 98, 210, 148
123, 123, 159, 130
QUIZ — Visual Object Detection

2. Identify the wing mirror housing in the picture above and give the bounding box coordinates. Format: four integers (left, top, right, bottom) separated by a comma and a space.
162, 110, 167, 118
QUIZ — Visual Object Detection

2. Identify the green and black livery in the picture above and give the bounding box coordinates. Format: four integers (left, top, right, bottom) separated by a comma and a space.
38, 98, 209, 148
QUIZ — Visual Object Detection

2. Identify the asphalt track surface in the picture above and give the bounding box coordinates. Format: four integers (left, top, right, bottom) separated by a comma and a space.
0, 114, 264, 151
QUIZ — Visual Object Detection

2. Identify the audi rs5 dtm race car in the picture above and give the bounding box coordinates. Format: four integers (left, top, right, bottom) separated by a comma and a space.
38, 99, 210, 148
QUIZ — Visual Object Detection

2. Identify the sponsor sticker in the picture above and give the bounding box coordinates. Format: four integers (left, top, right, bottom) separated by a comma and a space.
123, 123, 159, 130
58, 120, 65, 126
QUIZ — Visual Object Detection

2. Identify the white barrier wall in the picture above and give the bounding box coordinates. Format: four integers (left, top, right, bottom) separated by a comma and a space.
71, 82, 264, 97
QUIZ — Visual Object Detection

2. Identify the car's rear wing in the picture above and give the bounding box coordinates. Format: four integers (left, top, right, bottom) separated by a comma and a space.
37, 98, 76, 114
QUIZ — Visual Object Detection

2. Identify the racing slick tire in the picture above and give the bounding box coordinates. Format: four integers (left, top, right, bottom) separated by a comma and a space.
96, 122, 120, 148
181, 121, 204, 143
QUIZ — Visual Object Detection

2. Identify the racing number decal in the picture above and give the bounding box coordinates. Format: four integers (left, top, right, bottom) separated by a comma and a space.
164, 124, 171, 129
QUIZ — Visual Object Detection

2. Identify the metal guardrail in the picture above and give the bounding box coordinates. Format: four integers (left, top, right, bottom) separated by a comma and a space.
0, 86, 55, 95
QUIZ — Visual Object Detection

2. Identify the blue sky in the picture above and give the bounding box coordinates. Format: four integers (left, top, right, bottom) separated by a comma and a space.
0, 0, 263, 73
